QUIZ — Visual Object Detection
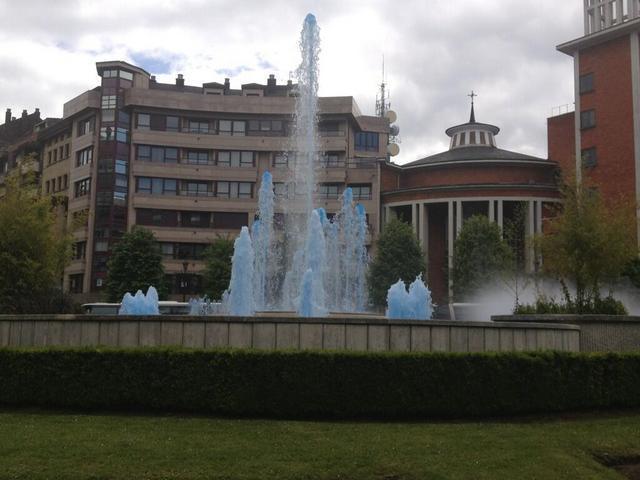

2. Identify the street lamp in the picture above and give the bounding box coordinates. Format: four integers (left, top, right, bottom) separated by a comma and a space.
181, 261, 189, 302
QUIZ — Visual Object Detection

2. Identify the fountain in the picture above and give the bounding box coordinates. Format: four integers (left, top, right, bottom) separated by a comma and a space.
386, 275, 433, 320
119, 286, 159, 315
189, 13, 430, 320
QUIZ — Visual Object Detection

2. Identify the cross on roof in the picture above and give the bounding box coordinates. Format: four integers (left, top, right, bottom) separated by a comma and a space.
468, 91, 477, 123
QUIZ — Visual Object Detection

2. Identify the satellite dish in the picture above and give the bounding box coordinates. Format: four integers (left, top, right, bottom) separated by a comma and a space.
389, 124, 400, 136
387, 143, 400, 156
385, 110, 397, 123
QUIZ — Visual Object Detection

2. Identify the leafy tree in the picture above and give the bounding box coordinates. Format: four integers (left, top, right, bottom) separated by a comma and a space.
0, 160, 71, 313
368, 218, 425, 307
452, 215, 513, 301
106, 226, 166, 302
623, 257, 640, 289
202, 236, 234, 300
537, 177, 636, 312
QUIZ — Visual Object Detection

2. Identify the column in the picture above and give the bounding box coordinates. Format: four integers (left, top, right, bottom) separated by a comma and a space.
488, 200, 495, 222
447, 200, 454, 299
497, 200, 504, 232
411, 203, 418, 234
418, 203, 426, 248
535, 201, 543, 234
527, 200, 535, 272
456, 200, 462, 236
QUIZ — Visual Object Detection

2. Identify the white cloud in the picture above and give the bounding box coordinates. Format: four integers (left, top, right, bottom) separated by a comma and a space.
0, 0, 584, 163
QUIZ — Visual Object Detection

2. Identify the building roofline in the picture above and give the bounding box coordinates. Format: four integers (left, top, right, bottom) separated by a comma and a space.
401, 158, 555, 170
381, 183, 560, 196
557, 17, 640, 55
96, 60, 150, 77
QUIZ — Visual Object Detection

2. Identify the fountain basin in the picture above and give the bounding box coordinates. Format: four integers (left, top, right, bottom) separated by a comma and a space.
0, 314, 579, 353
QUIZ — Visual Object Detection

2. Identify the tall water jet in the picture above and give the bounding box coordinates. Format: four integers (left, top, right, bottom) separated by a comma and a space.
252, 171, 275, 310
280, 13, 321, 307
226, 227, 255, 316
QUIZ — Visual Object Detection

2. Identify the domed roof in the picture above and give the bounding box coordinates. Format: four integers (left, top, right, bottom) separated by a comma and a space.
404, 97, 550, 167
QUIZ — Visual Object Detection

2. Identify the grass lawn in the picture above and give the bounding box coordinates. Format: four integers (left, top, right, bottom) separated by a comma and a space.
0, 409, 639, 479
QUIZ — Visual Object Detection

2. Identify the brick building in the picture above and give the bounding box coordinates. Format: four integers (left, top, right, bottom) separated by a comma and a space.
548, 0, 640, 245
381, 105, 560, 303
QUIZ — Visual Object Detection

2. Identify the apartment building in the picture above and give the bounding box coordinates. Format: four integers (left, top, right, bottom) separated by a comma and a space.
34, 60, 388, 300
548, 0, 640, 245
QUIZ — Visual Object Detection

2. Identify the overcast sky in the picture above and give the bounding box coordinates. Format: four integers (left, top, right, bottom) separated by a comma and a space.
0, 0, 584, 164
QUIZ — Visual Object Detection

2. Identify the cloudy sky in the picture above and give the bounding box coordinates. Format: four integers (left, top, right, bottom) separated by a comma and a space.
0, 0, 583, 164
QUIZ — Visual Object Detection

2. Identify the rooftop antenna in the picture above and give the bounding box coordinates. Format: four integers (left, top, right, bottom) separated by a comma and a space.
376, 55, 390, 117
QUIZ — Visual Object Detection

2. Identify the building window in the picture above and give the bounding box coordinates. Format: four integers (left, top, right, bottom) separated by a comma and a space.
247, 120, 285, 136
45, 180, 50, 194
137, 113, 150, 130
64, 144, 70, 158
119, 70, 134, 81
183, 181, 211, 197
188, 119, 209, 134
136, 177, 177, 195
77, 117, 93, 136
273, 153, 289, 167
318, 183, 341, 199
136, 208, 179, 227
115, 159, 127, 174
470, 132, 477, 145
137, 145, 178, 163
74, 178, 91, 198
63, 174, 68, 190
218, 120, 246, 136
216, 151, 255, 167
216, 181, 253, 198
479, 132, 487, 144
69, 274, 84, 294
72, 241, 86, 260
166, 116, 180, 132
212, 211, 249, 229
76, 147, 93, 167
185, 150, 210, 165
349, 184, 372, 200
579, 73, 594, 94
319, 121, 342, 136
273, 182, 289, 198
582, 147, 597, 168
101, 95, 117, 109
321, 153, 342, 167
181, 211, 211, 228
354, 132, 379, 152
459, 132, 467, 145
102, 110, 115, 122
115, 127, 128, 143
580, 109, 596, 129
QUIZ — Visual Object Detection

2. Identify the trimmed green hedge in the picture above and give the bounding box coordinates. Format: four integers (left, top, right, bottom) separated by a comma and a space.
0, 348, 639, 419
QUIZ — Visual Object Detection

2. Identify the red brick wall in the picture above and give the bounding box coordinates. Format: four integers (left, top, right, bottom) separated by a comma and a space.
547, 112, 575, 177
380, 164, 400, 192
383, 187, 559, 205
399, 163, 556, 190
580, 35, 637, 204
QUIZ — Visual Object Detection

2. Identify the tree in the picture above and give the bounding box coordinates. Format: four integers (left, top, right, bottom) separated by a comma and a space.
537, 177, 636, 311
452, 215, 513, 301
106, 227, 166, 302
368, 218, 425, 307
0, 160, 71, 313
202, 236, 234, 300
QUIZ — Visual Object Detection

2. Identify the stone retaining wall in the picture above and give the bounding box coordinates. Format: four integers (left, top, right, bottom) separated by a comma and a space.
492, 315, 640, 352
0, 315, 579, 353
